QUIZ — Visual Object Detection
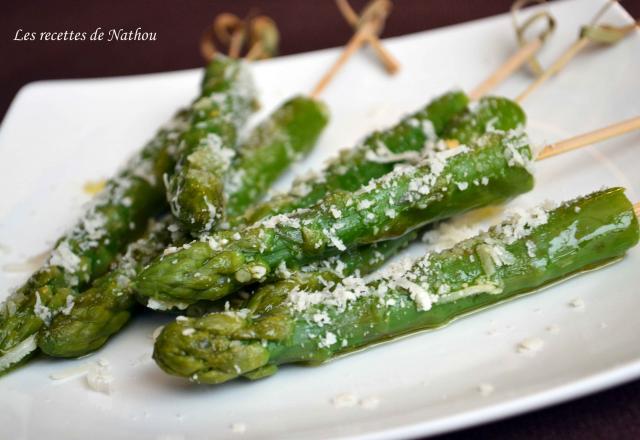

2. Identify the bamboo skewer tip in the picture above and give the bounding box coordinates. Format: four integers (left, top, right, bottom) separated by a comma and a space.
310, 0, 396, 98
536, 116, 640, 161
309, 21, 377, 99
468, 37, 543, 101
515, 0, 624, 104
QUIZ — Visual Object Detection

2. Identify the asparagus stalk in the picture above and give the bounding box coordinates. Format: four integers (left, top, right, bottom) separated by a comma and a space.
37, 216, 185, 358
203, 94, 523, 314
166, 56, 257, 234
199, 97, 526, 316
188, 95, 526, 315
442, 95, 527, 144
173, 94, 525, 315
241, 93, 525, 225
136, 129, 535, 308
184, 230, 417, 317
240, 91, 471, 224
224, 95, 329, 220
32, 84, 328, 361
154, 187, 640, 384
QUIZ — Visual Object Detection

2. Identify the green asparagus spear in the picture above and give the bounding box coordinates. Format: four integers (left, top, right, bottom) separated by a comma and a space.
442, 96, 527, 145
185, 231, 417, 317
167, 56, 256, 234
153, 187, 640, 384
240, 94, 526, 225
0, 57, 243, 373
193, 96, 523, 314
37, 80, 327, 356
241, 90, 472, 224
37, 216, 185, 358
136, 130, 534, 307
210, 96, 518, 302
224, 95, 329, 220
148, 95, 520, 313
36, 96, 324, 354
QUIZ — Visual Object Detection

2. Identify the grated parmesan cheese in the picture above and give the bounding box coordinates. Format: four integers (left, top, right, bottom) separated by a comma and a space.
230, 423, 246, 434
34, 293, 53, 325
395, 278, 432, 311
422, 222, 481, 252
478, 383, 494, 396
60, 294, 75, 316
182, 328, 196, 336
49, 363, 92, 381
546, 324, 560, 334
319, 331, 337, 348
331, 393, 358, 408
86, 360, 114, 395
312, 311, 331, 326
259, 214, 301, 230
360, 396, 381, 409
569, 298, 585, 309
0, 334, 37, 372
517, 337, 544, 355
49, 241, 81, 277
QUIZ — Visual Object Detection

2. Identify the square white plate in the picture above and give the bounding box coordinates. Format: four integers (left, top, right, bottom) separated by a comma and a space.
1, 0, 639, 438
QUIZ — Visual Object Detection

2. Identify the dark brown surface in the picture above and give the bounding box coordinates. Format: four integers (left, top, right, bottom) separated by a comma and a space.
2, 0, 640, 438
5, 0, 638, 122
434, 379, 640, 440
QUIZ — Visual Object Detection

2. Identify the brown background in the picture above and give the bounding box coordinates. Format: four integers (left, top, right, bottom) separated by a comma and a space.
2, 0, 640, 438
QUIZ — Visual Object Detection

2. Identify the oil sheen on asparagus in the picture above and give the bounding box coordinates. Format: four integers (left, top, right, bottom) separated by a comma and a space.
154, 187, 639, 384
137, 128, 534, 309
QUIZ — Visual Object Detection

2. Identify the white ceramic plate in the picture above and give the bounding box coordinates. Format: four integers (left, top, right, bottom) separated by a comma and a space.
1, 0, 639, 438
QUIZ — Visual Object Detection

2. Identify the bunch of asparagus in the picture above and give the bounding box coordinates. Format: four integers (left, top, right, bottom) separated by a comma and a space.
0, 55, 329, 372
2, 55, 637, 387
155, 187, 639, 383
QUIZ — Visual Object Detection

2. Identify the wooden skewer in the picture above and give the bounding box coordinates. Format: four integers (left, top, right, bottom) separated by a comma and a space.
310, 0, 395, 98
362, 25, 400, 74
363, 35, 400, 74
245, 42, 261, 60
201, 13, 248, 62
310, 21, 377, 98
336, 0, 360, 25
336, 0, 400, 74
228, 28, 246, 59
469, 0, 558, 101
536, 116, 640, 160
309, 6, 396, 98
515, 0, 616, 103
516, 37, 589, 103
468, 38, 544, 101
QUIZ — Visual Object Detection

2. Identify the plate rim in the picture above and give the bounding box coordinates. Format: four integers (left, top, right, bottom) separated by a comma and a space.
1, 1, 638, 439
